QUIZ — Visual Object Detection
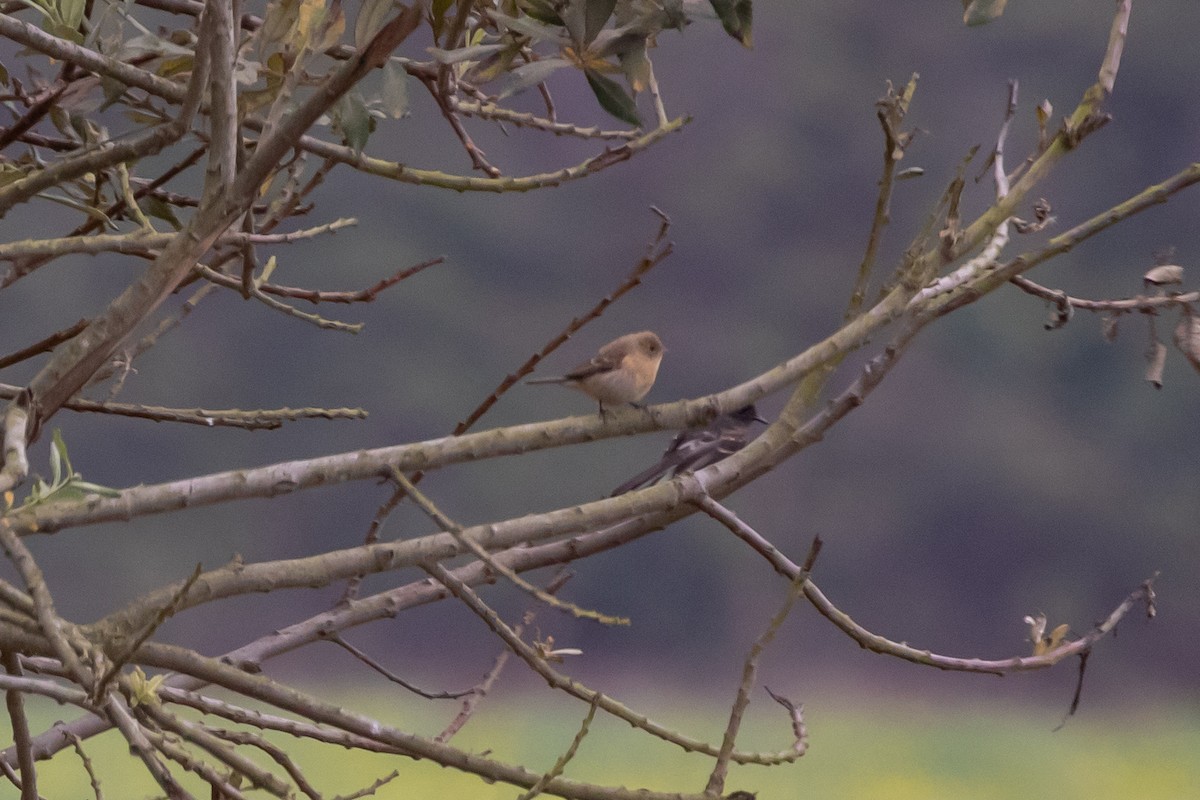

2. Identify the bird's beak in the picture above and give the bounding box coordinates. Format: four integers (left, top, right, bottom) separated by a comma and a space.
753, 413, 769, 425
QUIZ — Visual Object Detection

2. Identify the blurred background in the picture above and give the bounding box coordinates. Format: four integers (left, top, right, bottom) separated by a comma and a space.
3, 1, 1199, 796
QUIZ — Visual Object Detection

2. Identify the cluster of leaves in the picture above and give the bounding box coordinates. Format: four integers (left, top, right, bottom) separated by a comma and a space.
430, 0, 752, 127
1136, 262, 1200, 389
2, 430, 116, 515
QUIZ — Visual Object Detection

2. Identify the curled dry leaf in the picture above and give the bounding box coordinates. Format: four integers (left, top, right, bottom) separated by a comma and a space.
1101, 312, 1120, 343
1145, 340, 1167, 389
1023, 613, 1047, 646
1143, 264, 1184, 287
1024, 613, 1070, 656
1044, 295, 1073, 330
1172, 309, 1200, 374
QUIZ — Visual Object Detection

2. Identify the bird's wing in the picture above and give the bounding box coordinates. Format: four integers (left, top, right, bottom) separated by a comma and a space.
563, 351, 623, 381
610, 428, 719, 495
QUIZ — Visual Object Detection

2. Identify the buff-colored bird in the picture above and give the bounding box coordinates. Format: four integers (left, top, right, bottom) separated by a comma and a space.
528, 331, 664, 414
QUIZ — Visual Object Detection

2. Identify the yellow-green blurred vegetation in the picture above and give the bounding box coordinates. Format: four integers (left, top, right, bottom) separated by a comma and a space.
24, 687, 1200, 799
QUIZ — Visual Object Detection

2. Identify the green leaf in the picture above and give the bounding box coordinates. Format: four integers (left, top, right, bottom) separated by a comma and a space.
380, 59, 409, 119
333, 92, 373, 154
519, 0, 564, 25
495, 57, 570, 99
963, 0, 1008, 26
491, 11, 571, 46
52, 428, 74, 476
37, 192, 117, 228
44, 19, 85, 44
143, 196, 183, 230
708, 0, 752, 47
584, 0, 618, 45
584, 67, 641, 127
464, 44, 521, 85
100, 76, 129, 110
591, 24, 650, 60
0, 163, 29, 188
49, 429, 65, 486
67, 480, 122, 498
57, 0, 86, 28
427, 43, 507, 64
430, 0, 454, 41
561, 0, 617, 46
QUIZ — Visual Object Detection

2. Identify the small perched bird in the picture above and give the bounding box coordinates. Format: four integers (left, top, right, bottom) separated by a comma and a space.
528, 331, 664, 414
610, 404, 768, 495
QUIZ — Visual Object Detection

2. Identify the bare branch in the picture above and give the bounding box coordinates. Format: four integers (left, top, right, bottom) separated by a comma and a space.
1, 651, 38, 800
704, 526, 820, 796
391, 469, 629, 626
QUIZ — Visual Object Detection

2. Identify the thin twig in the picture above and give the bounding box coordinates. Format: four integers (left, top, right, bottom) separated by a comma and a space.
450, 99, 638, 140
1009, 275, 1199, 314
322, 631, 473, 699
331, 770, 402, 800
136, 700, 292, 797
65, 731, 104, 800
0, 520, 90, 689
195, 253, 442, 304
94, 565, 203, 698
422, 560, 800, 765
0, 384, 367, 430
516, 698, 599, 800
1053, 650, 1091, 732
208, 726, 322, 800
392, 470, 628, 626
437, 570, 573, 743
0, 320, 89, 371
1, 651, 37, 800
847, 74, 918, 322
453, 206, 674, 435
420, 74, 502, 177
158, 686, 406, 755
703, 529, 821, 796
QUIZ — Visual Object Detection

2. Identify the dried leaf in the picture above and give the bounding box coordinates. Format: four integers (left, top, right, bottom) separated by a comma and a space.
1172, 310, 1200, 374
1041, 623, 1070, 654
1145, 340, 1167, 389
1101, 313, 1120, 343
316, 2, 347, 52
617, 42, 651, 93
1035, 99, 1053, 126
355, 0, 393, 48
292, 0, 327, 51
1144, 264, 1184, 287
1044, 295, 1072, 330
1024, 613, 1047, 654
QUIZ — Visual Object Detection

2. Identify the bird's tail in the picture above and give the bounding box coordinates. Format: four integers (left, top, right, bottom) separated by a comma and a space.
610, 462, 670, 496
526, 376, 569, 385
